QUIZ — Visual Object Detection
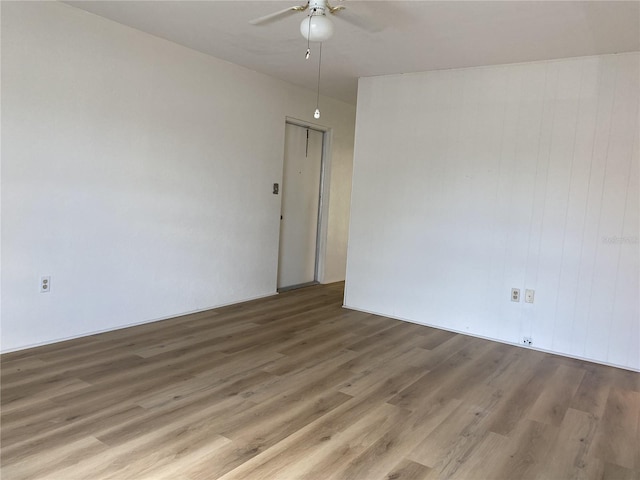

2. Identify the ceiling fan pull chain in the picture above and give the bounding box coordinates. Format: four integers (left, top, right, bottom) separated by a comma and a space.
305, 11, 312, 59
314, 42, 322, 119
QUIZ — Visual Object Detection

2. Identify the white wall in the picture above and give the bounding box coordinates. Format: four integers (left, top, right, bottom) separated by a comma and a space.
1, 1, 355, 352
346, 53, 639, 371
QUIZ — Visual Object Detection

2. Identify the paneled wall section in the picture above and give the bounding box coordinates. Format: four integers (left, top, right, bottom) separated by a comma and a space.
346, 54, 639, 370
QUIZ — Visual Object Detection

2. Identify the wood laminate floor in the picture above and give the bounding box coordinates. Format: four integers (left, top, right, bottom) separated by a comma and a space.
2, 282, 639, 480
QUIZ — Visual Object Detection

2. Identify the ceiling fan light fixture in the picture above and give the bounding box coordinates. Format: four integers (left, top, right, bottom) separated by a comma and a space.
300, 15, 334, 42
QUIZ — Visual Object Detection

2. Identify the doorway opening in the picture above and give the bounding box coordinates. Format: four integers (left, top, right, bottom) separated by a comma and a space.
277, 121, 328, 292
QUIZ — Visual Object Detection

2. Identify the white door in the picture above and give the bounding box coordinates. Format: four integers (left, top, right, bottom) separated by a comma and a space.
278, 123, 324, 289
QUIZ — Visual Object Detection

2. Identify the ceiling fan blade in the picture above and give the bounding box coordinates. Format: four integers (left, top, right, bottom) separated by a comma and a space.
331, 7, 382, 33
249, 4, 308, 26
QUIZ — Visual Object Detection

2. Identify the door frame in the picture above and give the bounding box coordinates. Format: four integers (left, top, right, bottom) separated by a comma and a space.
279, 117, 333, 287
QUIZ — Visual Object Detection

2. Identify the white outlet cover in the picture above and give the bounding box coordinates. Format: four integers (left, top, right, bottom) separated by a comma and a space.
511, 288, 520, 302
40, 276, 51, 293
525, 289, 535, 303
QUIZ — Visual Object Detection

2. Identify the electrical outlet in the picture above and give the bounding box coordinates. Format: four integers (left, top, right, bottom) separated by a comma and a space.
40, 276, 51, 293
525, 289, 535, 303
511, 288, 520, 302
522, 336, 532, 346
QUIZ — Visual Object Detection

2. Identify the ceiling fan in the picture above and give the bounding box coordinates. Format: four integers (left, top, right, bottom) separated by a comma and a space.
249, 0, 375, 43
249, 0, 375, 120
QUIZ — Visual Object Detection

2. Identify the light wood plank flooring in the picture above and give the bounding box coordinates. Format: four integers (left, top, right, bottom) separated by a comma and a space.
2, 282, 639, 479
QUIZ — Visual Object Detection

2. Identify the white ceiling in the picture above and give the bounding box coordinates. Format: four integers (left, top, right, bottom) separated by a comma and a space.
65, 1, 640, 104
